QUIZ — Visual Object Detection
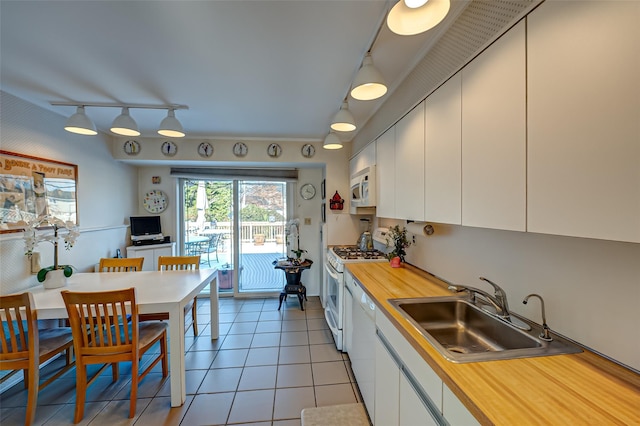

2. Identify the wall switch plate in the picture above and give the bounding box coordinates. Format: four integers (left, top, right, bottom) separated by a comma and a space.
304, 218, 311, 225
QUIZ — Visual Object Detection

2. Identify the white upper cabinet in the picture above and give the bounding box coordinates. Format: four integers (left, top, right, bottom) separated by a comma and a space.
350, 142, 376, 176
461, 20, 526, 231
395, 102, 426, 221
376, 126, 396, 219
527, 1, 640, 243
425, 72, 462, 225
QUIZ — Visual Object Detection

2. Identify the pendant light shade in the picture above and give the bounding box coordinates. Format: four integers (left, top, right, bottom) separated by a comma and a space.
111, 107, 140, 136
331, 101, 356, 132
350, 53, 387, 101
158, 109, 185, 138
64, 106, 97, 135
323, 132, 343, 150
387, 0, 451, 36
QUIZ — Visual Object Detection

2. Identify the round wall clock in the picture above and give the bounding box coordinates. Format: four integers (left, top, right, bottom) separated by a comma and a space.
300, 183, 316, 200
123, 140, 141, 156
267, 143, 282, 158
143, 190, 168, 213
233, 142, 248, 157
161, 141, 178, 157
301, 143, 315, 158
198, 142, 214, 158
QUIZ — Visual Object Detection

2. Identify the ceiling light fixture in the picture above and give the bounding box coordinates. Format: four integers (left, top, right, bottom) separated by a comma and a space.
51, 102, 188, 137
323, 132, 343, 150
387, 0, 451, 36
330, 101, 356, 132
110, 107, 140, 136
158, 109, 185, 138
64, 106, 97, 135
350, 52, 388, 101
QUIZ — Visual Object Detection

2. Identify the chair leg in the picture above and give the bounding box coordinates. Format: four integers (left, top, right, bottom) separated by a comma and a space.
160, 331, 168, 377
74, 364, 87, 424
192, 302, 198, 336
25, 362, 39, 426
130, 359, 138, 418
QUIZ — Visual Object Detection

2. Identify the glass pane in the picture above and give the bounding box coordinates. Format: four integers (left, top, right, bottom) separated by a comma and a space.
182, 179, 234, 294
238, 181, 287, 293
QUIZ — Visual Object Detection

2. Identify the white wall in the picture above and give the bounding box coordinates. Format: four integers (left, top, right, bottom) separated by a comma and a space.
384, 219, 640, 371
0, 91, 138, 294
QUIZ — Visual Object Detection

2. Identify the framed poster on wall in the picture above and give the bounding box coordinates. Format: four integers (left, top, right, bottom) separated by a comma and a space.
0, 150, 78, 233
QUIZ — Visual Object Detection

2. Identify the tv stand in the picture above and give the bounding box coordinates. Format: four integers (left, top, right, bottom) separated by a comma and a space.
126, 242, 176, 271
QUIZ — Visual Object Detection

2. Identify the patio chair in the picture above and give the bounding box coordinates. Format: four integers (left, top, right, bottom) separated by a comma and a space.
201, 233, 223, 266
1, 292, 75, 426
97, 257, 144, 272
61, 288, 168, 423
138, 256, 200, 336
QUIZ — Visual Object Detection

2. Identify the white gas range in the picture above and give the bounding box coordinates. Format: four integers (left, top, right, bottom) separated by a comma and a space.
324, 228, 389, 351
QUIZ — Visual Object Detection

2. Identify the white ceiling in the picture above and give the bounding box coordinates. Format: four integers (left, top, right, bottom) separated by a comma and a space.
0, 0, 467, 143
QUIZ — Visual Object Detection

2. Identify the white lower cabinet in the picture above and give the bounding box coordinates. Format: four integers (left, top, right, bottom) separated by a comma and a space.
126, 242, 176, 271
374, 311, 479, 426
442, 383, 479, 426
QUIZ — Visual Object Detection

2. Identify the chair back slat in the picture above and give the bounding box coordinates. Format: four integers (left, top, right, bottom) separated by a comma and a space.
157, 255, 200, 271
98, 257, 144, 272
0, 293, 37, 360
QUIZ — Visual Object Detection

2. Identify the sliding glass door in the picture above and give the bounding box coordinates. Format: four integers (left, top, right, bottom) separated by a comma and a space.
181, 178, 288, 296
237, 181, 287, 293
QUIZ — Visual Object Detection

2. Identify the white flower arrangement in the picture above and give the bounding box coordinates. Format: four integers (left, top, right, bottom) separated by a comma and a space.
285, 218, 306, 261
22, 215, 79, 282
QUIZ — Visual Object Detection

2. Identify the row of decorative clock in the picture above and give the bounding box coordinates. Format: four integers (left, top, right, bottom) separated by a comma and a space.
123, 140, 317, 159
142, 182, 317, 214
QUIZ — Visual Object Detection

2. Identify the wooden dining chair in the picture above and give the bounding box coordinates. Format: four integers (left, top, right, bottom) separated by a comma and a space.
1, 292, 75, 426
139, 255, 201, 336
61, 287, 168, 423
97, 257, 144, 272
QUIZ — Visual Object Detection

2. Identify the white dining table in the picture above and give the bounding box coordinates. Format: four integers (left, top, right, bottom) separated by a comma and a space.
25, 269, 218, 407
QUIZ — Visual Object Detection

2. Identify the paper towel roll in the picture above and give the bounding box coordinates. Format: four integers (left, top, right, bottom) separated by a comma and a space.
406, 222, 434, 237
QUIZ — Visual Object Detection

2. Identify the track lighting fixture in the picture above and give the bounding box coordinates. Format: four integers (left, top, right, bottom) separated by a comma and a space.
64, 106, 97, 136
330, 101, 356, 132
323, 132, 343, 150
351, 53, 387, 101
110, 107, 140, 136
158, 109, 185, 138
387, 0, 450, 36
51, 102, 188, 137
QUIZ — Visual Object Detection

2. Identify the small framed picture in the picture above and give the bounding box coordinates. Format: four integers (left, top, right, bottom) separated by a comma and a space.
321, 179, 326, 200
152, 176, 161, 184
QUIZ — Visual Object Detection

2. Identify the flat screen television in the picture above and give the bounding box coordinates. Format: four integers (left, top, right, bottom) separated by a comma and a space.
130, 216, 162, 236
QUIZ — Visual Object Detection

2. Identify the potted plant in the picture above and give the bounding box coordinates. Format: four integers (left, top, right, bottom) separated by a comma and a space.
23, 215, 79, 288
385, 225, 412, 267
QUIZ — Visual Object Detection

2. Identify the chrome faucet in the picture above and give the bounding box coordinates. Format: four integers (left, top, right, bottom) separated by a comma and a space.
523, 293, 553, 341
449, 277, 532, 331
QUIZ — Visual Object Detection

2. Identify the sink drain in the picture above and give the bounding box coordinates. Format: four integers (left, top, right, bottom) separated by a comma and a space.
447, 346, 471, 354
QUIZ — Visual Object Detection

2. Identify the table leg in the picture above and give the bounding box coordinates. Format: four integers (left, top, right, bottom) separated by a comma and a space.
169, 304, 186, 407
210, 276, 219, 340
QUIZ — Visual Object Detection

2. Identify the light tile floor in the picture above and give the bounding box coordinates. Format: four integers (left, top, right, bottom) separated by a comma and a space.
0, 296, 363, 425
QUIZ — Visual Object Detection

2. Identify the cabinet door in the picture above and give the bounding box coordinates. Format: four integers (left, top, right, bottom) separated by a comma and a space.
376, 126, 396, 219
442, 383, 479, 426
395, 102, 425, 221
374, 335, 400, 426
399, 372, 439, 426
461, 20, 526, 231
350, 143, 376, 176
527, 1, 640, 243
425, 72, 462, 225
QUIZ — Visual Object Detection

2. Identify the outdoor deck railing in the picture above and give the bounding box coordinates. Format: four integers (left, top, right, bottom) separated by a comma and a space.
185, 221, 285, 243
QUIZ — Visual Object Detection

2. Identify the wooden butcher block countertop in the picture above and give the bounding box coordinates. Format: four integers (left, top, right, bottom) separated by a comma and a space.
346, 263, 640, 425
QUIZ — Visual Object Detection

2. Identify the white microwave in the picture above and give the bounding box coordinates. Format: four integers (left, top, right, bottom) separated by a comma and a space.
350, 165, 376, 212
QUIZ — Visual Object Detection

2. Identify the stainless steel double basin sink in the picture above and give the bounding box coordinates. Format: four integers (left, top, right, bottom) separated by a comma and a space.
389, 296, 582, 363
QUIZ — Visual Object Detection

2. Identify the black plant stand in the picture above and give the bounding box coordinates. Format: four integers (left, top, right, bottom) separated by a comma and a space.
274, 259, 313, 311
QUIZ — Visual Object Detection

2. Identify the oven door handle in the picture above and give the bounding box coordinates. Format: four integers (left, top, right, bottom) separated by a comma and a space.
324, 307, 340, 336
324, 262, 340, 281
